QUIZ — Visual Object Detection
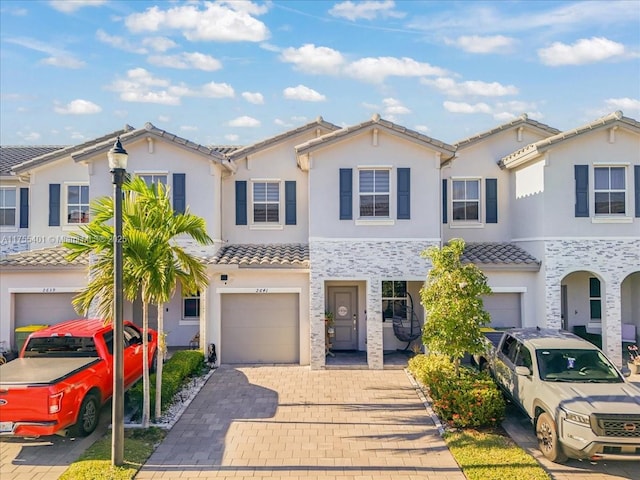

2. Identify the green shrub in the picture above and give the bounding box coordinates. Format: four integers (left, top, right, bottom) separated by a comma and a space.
408, 353, 505, 428
127, 350, 206, 420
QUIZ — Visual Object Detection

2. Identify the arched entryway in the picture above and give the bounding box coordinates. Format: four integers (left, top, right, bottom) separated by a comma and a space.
621, 271, 640, 349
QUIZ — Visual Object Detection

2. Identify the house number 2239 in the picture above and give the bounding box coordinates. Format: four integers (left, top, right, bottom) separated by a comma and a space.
255, 288, 269, 293
42, 288, 56, 293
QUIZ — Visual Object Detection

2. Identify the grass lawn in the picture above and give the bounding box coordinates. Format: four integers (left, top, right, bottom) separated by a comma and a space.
444, 429, 551, 480
58, 427, 166, 480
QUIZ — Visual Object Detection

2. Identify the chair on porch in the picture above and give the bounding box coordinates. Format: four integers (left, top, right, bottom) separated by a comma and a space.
392, 292, 422, 352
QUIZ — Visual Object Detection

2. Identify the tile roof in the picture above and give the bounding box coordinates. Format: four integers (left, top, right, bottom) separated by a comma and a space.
454, 114, 560, 148
0, 245, 88, 267
462, 242, 540, 270
210, 243, 309, 268
0, 146, 67, 176
499, 111, 640, 169
295, 114, 456, 157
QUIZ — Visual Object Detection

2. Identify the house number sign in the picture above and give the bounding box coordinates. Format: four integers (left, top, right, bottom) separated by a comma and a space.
337, 306, 348, 317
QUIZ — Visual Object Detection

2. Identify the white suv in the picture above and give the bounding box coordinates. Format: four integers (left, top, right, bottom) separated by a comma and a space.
490, 328, 640, 463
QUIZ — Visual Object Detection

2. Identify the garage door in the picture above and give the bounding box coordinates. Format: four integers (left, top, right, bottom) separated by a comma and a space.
14, 292, 78, 329
221, 293, 299, 364
483, 293, 521, 329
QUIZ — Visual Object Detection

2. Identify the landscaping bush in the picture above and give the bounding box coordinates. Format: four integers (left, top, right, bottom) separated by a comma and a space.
128, 350, 206, 420
408, 353, 505, 428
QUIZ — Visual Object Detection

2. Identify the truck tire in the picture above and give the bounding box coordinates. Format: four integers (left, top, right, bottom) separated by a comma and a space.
535, 412, 568, 463
70, 393, 99, 437
150, 351, 158, 374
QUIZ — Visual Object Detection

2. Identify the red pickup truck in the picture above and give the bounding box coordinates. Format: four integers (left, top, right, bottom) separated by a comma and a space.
0, 319, 157, 438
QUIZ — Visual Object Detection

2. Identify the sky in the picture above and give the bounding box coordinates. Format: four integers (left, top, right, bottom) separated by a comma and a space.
1, 0, 639, 148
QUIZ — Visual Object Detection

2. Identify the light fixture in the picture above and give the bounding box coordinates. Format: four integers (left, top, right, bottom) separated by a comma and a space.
108, 137, 128, 170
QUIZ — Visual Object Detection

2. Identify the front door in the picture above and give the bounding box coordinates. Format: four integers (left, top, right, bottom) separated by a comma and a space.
328, 286, 358, 350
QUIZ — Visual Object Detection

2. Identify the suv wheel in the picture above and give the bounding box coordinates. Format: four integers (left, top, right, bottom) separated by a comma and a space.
535, 412, 568, 463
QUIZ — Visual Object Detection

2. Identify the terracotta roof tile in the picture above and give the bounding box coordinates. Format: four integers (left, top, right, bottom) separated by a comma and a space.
211, 244, 309, 268
0, 245, 88, 267
462, 242, 540, 270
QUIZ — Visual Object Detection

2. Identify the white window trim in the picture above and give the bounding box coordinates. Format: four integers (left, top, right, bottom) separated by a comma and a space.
592, 165, 629, 220
250, 178, 282, 228
357, 167, 391, 220
451, 176, 482, 224
0, 186, 18, 231
62, 182, 89, 228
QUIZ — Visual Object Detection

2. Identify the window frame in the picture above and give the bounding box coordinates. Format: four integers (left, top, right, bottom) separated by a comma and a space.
64, 182, 90, 226
381, 280, 407, 325
137, 172, 168, 190
593, 165, 627, 216
589, 277, 602, 322
250, 179, 283, 229
182, 290, 200, 326
358, 168, 390, 219
451, 177, 481, 223
0, 186, 18, 230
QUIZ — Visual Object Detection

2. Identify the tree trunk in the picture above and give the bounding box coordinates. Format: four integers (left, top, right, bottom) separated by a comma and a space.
154, 303, 165, 420
141, 301, 150, 428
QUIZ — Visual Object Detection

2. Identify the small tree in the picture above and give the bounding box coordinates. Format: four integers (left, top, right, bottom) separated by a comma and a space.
420, 238, 491, 375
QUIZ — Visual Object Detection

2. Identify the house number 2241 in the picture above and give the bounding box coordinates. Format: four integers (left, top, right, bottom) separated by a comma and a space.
255, 288, 269, 293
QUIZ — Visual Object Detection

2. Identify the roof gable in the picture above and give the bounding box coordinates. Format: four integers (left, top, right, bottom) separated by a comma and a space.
454, 114, 560, 149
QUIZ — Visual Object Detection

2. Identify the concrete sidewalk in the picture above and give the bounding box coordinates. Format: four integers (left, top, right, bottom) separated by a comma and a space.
137, 366, 465, 480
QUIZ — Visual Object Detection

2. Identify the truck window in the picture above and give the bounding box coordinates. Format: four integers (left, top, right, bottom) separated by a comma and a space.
124, 325, 142, 346
500, 336, 519, 364
514, 344, 532, 369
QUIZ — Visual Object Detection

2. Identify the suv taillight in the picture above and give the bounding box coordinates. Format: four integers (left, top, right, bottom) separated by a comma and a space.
49, 392, 64, 414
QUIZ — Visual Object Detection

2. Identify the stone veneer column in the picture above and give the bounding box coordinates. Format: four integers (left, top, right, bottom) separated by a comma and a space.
309, 270, 326, 370
366, 280, 383, 370
603, 281, 622, 366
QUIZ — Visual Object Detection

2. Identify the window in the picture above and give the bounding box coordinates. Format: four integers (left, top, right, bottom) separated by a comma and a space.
452, 179, 479, 221
359, 169, 389, 217
589, 277, 601, 321
0, 187, 17, 227
382, 281, 406, 322
139, 174, 167, 189
253, 181, 279, 223
594, 166, 625, 215
66, 184, 89, 224
183, 291, 200, 319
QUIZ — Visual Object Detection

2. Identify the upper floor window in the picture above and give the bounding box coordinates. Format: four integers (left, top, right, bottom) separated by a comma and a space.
594, 166, 625, 215
359, 169, 389, 217
452, 179, 479, 221
139, 174, 168, 189
66, 184, 89, 224
0, 187, 17, 228
252, 181, 280, 223
382, 280, 406, 322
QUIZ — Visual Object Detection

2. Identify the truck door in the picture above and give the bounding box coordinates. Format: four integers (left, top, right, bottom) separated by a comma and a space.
513, 344, 535, 414
495, 334, 519, 398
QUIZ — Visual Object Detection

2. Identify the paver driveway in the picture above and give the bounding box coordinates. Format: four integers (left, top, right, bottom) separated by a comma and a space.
137, 366, 465, 480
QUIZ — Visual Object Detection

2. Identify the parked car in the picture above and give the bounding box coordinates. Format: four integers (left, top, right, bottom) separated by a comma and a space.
478, 327, 640, 463
0, 319, 157, 438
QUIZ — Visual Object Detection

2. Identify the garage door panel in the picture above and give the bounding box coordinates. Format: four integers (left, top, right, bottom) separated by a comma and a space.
221, 293, 299, 364
483, 293, 521, 329
15, 293, 78, 328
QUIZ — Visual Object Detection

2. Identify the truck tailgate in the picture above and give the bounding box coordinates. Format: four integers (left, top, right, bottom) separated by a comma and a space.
0, 358, 100, 385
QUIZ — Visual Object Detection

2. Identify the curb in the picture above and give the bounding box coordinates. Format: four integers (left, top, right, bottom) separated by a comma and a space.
404, 368, 446, 436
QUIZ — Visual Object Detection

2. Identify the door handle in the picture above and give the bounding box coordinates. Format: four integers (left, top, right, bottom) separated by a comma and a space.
353, 314, 356, 329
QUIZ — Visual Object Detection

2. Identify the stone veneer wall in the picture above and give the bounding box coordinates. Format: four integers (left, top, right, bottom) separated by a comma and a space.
544, 239, 640, 367
309, 239, 437, 370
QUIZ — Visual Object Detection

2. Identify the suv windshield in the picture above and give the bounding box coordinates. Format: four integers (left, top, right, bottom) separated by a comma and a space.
536, 348, 623, 383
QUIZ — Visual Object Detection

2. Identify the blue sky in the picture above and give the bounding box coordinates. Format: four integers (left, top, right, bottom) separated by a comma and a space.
1, 0, 639, 147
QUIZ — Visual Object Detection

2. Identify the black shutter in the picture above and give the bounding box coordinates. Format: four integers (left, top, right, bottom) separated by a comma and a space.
19, 188, 29, 228
575, 165, 589, 217
235, 181, 247, 225
49, 183, 60, 226
485, 178, 498, 223
285, 181, 296, 225
172, 173, 186, 214
442, 179, 448, 224
635, 165, 640, 218
397, 168, 410, 219
339, 168, 352, 220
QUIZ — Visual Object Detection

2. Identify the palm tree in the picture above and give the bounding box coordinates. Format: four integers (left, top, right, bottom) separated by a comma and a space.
65, 177, 212, 425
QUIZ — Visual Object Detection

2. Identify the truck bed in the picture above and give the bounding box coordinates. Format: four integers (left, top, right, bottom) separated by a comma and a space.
0, 357, 100, 385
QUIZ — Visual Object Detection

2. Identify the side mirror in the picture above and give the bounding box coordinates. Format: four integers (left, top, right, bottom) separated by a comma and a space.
515, 366, 531, 376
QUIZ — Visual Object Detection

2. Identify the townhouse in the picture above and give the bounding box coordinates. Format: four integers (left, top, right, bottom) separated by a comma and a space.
1, 112, 638, 368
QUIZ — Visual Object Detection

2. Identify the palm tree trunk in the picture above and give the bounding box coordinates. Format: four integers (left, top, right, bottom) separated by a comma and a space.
154, 303, 165, 420
141, 301, 150, 428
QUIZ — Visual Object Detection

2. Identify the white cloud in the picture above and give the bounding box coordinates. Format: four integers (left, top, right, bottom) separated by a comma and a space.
96, 29, 148, 54
40, 56, 85, 68
538, 37, 625, 66
422, 77, 518, 97
148, 52, 222, 71
225, 133, 240, 142
283, 85, 326, 102
158, 115, 170, 122
180, 125, 198, 131
446, 35, 515, 54
345, 57, 446, 83
329, 1, 405, 21
274, 118, 293, 127
382, 98, 410, 115
228, 116, 261, 127
7, 37, 86, 68
17, 130, 42, 142
605, 97, 640, 114
242, 91, 264, 104
53, 99, 102, 115
49, 0, 106, 13
280, 44, 345, 75
492, 111, 518, 122
414, 125, 430, 133
142, 36, 178, 53
200, 82, 235, 98
260, 42, 281, 53
125, 2, 270, 42
443, 101, 492, 114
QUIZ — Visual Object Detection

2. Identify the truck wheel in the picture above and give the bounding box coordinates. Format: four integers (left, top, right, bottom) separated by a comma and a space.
535, 412, 568, 463
70, 394, 99, 437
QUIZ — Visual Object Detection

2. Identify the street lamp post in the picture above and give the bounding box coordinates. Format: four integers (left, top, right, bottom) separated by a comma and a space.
108, 137, 128, 466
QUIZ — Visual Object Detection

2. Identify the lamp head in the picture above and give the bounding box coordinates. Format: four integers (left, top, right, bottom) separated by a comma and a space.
108, 137, 128, 170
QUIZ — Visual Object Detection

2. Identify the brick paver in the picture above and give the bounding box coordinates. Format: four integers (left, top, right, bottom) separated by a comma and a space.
136, 366, 465, 479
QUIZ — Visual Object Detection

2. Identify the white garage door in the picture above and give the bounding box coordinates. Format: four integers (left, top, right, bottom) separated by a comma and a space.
483, 293, 521, 329
15, 292, 78, 329
221, 293, 299, 364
